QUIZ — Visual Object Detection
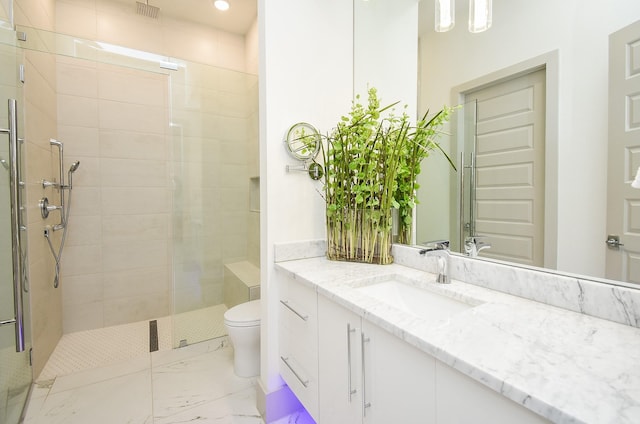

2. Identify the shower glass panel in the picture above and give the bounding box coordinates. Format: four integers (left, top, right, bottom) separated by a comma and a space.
0, 22, 32, 424
170, 61, 259, 348
15, 25, 259, 350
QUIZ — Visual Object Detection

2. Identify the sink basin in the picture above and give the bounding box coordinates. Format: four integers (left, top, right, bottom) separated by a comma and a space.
356, 279, 473, 322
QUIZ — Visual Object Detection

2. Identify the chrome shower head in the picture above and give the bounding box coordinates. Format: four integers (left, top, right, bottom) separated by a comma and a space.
69, 161, 80, 173
66, 161, 80, 190
136, 0, 159, 19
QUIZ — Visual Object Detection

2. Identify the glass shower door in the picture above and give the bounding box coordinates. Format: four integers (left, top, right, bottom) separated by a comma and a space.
0, 20, 32, 424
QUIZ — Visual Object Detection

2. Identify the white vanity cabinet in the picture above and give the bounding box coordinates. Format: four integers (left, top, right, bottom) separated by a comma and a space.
278, 274, 549, 424
278, 275, 319, 421
318, 295, 437, 424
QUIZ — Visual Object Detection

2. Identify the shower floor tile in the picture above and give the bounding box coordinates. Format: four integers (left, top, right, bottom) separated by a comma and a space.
37, 304, 229, 381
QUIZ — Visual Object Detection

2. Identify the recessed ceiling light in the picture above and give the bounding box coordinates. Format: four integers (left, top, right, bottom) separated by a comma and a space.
214, 0, 230, 11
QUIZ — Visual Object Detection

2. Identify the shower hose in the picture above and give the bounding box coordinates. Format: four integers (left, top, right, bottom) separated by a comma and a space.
44, 188, 73, 289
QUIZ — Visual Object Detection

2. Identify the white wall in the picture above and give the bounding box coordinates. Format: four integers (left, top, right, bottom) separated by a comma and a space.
259, 0, 421, 402
354, 0, 418, 111
259, 0, 353, 394
419, 0, 640, 277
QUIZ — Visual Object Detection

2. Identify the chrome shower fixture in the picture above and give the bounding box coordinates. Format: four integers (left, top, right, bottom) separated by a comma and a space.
40, 139, 80, 230
69, 160, 80, 173
136, 0, 160, 19
41, 138, 81, 288
0, 157, 8, 170
67, 161, 80, 189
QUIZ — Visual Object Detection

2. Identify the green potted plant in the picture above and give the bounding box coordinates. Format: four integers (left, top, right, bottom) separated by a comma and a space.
321, 88, 454, 264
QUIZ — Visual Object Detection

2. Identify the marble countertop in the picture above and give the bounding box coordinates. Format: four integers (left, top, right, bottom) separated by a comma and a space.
274, 257, 640, 424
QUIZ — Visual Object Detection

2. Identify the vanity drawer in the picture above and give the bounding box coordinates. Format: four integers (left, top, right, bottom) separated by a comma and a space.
278, 274, 319, 420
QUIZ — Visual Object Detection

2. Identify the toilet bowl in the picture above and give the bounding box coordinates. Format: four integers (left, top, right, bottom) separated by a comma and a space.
224, 299, 261, 377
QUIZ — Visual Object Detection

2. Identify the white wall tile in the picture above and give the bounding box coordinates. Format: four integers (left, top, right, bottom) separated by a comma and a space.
57, 125, 100, 157
99, 129, 167, 160
100, 157, 168, 187
101, 187, 169, 215
57, 61, 98, 98
58, 94, 99, 127
62, 301, 104, 333
101, 214, 168, 244
102, 239, 168, 273
98, 99, 166, 134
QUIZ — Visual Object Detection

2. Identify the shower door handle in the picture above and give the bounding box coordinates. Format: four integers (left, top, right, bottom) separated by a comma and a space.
0, 99, 26, 352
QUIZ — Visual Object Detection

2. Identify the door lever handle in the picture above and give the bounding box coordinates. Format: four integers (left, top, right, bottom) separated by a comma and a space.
606, 235, 624, 248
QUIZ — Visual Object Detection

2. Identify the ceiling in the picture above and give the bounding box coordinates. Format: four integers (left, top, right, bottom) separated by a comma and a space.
132, 0, 257, 35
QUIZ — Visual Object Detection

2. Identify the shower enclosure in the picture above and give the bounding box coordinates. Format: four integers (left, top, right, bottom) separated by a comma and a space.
20, 27, 259, 346
0, 4, 258, 419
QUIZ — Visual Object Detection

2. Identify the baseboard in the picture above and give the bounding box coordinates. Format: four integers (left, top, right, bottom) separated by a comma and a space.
256, 380, 306, 423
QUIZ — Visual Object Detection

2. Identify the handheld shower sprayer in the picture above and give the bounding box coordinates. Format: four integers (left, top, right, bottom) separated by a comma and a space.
67, 161, 80, 189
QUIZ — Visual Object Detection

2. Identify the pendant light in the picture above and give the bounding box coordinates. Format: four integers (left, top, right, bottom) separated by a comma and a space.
435, 0, 455, 32
468, 0, 492, 33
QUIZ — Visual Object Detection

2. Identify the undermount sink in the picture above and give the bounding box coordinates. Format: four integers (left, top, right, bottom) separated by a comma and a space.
356, 279, 473, 322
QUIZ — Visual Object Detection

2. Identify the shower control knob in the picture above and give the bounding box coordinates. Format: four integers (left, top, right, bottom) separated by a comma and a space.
39, 197, 49, 219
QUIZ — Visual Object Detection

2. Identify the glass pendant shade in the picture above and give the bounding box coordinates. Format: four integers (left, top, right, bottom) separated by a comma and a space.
435, 0, 455, 32
469, 0, 492, 33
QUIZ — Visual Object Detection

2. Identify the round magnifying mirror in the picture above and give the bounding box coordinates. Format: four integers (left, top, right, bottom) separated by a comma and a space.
284, 122, 321, 161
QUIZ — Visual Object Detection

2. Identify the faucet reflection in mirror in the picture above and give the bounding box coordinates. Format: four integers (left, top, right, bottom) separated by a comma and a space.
435, 0, 492, 33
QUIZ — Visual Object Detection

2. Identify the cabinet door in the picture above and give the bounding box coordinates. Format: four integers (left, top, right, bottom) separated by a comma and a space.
363, 321, 437, 424
318, 295, 363, 424
279, 276, 319, 420
435, 362, 549, 424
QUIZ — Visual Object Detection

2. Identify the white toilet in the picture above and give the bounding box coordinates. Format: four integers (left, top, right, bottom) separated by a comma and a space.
224, 299, 261, 377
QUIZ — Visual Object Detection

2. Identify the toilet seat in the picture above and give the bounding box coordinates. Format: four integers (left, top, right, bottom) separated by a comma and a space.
224, 299, 261, 327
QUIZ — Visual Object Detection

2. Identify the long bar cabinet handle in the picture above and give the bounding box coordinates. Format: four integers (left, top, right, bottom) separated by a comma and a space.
361, 332, 371, 416
347, 323, 357, 401
280, 356, 309, 387
280, 299, 309, 321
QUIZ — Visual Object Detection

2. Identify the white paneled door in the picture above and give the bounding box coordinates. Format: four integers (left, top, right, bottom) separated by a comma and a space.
607, 19, 640, 284
465, 69, 546, 267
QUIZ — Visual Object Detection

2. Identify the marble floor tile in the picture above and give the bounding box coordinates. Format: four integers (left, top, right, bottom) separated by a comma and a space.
152, 343, 255, 419
268, 410, 316, 424
154, 386, 262, 424
151, 337, 228, 368
26, 368, 153, 424
48, 355, 151, 394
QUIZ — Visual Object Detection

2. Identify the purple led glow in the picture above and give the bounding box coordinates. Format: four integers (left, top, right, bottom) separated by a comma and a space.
266, 384, 316, 423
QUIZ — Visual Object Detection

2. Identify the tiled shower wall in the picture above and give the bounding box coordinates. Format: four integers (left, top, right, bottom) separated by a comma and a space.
14, 0, 60, 379
52, 1, 258, 332
57, 57, 172, 332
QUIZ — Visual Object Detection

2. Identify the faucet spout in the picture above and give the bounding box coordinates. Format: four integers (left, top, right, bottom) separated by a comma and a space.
419, 240, 450, 284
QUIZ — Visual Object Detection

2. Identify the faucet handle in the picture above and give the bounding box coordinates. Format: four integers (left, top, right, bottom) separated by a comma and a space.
464, 235, 491, 257
420, 239, 450, 251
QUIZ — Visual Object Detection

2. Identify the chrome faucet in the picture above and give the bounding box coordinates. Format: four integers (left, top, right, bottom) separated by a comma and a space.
464, 236, 491, 258
419, 240, 450, 284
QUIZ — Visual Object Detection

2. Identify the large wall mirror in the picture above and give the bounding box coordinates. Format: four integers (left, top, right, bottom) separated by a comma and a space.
355, 0, 640, 287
